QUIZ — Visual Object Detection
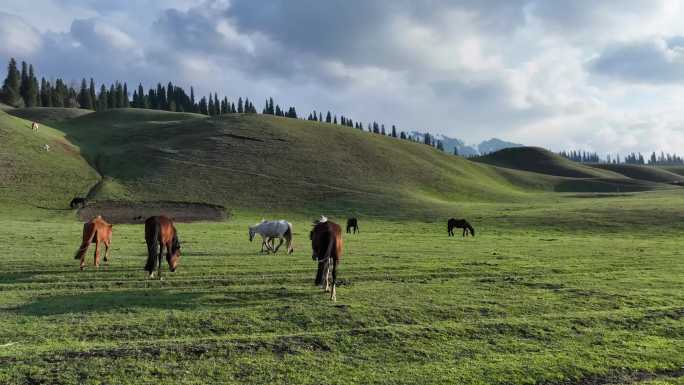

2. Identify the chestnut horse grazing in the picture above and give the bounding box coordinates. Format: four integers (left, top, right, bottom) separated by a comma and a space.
144, 216, 181, 279
447, 218, 475, 237
74, 215, 112, 270
310, 220, 343, 301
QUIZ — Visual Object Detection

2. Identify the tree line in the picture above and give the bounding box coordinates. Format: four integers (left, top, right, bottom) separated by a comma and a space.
559, 150, 684, 166
1, 58, 449, 152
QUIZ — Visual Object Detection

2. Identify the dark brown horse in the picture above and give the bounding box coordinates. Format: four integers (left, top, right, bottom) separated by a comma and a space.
310, 220, 343, 301
70, 197, 87, 209
346, 217, 359, 234
144, 216, 181, 279
447, 218, 475, 237
74, 215, 112, 270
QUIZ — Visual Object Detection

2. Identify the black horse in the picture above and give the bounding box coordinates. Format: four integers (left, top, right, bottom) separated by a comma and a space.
447, 218, 475, 237
70, 197, 87, 209
346, 218, 359, 234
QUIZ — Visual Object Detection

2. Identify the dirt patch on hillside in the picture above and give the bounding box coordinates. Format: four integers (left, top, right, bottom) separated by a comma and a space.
77, 201, 229, 224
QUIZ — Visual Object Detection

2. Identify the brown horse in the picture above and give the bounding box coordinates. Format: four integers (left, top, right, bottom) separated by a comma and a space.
447, 218, 475, 237
144, 216, 181, 279
310, 220, 343, 301
73, 215, 112, 270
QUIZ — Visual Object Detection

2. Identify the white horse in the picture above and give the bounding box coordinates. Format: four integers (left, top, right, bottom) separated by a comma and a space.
248, 220, 294, 254
31, 122, 39, 132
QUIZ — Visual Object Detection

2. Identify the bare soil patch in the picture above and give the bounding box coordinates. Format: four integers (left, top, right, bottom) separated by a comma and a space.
77, 200, 229, 224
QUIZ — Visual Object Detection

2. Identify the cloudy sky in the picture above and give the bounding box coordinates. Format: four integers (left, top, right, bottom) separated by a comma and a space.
2, 0, 684, 154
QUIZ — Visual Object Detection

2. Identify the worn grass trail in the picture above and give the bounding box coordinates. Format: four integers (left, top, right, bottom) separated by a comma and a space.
0, 202, 682, 385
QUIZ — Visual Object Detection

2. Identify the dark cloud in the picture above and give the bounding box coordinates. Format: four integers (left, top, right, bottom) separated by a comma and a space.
588, 38, 684, 84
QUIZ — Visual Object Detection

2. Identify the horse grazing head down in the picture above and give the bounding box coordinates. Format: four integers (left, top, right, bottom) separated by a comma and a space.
168, 233, 181, 272
248, 226, 256, 242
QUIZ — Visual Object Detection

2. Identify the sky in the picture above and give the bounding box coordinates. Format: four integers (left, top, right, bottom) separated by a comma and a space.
2, 0, 684, 154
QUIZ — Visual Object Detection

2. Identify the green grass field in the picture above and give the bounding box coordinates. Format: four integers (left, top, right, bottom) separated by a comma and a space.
0, 108, 682, 384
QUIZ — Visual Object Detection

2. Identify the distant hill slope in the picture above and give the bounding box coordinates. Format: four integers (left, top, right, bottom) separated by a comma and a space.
474, 147, 625, 179
46, 109, 550, 214
8, 107, 93, 124
659, 165, 684, 177
589, 164, 684, 184
0, 109, 99, 209
2, 108, 673, 215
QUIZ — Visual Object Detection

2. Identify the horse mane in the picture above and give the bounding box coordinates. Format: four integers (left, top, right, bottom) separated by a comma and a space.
171, 231, 181, 253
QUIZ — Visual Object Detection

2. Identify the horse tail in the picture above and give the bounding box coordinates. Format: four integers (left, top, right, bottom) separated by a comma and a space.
74, 222, 97, 260
144, 219, 160, 273
285, 222, 294, 254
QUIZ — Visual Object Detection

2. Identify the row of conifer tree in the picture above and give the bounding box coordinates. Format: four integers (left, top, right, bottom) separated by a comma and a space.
0, 58, 447, 151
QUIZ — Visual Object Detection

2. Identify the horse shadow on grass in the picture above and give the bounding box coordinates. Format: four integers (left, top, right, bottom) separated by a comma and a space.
14, 287, 313, 316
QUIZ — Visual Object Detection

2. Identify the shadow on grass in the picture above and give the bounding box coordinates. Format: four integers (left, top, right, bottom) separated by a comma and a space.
14, 289, 204, 316
14, 287, 312, 316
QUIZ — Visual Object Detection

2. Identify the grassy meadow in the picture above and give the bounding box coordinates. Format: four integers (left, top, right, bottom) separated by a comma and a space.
0, 108, 682, 384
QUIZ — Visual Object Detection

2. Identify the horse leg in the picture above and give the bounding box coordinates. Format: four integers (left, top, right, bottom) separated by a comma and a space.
157, 242, 164, 280
462, 227, 467, 237
315, 260, 324, 287
286, 235, 294, 254
104, 240, 110, 266
330, 260, 338, 302
324, 259, 331, 292
94, 240, 101, 269
273, 237, 284, 253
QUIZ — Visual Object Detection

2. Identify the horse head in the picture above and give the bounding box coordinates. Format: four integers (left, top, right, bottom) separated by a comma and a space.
248, 226, 256, 242
167, 234, 181, 272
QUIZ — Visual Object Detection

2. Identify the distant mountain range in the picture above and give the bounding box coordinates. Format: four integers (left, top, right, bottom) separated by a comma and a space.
410, 132, 524, 156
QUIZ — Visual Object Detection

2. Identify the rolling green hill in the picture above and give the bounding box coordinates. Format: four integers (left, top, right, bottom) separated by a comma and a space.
589, 163, 684, 184
7, 107, 93, 124
2, 108, 675, 215
659, 165, 684, 177
473, 147, 624, 178
47, 108, 540, 213
0, 109, 99, 210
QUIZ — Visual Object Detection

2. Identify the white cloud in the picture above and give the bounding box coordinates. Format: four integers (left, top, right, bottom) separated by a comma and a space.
0, 13, 42, 56
3, 1, 684, 155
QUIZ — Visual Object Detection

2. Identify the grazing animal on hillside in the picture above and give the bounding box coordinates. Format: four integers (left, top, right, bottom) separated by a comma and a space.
346, 217, 359, 234
144, 216, 181, 279
73, 215, 112, 270
310, 220, 343, 301
447, 218, 475, 237
70, 197, 87, 209
31, 121, 38, 131
248, 220, 294, 254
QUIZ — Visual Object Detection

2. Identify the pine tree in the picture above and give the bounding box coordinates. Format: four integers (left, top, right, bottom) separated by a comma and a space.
108, 84, 116, 109
208, 95, 215, 115
40, 78, 50, 107
89, 79, 96, 109
391, 125, 397, 138
123, 83, 129, 107
25, 64, 38, 107
78, 78, 92, 109
19, 61, 29, 106
237, 97, 244, 113
1, 58, 22, 106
